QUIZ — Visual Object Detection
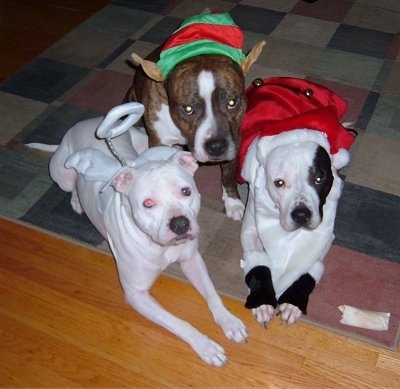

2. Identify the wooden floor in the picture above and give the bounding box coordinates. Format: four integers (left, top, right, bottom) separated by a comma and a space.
1, 1, 399, 387
1, 218, 399, 388
0, 0, 110, 82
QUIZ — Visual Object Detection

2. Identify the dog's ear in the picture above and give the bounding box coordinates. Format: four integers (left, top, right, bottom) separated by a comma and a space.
131, 53, 165, 82
241, 40, 266, 74
110, 168, 135, 195
98, 167, 135, 213
255, 136, 274, 165
173, 151, 199, 175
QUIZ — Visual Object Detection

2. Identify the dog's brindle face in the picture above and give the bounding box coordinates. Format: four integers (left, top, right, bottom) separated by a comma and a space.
165, 55, 246, 163
128, 163, 201, 247
265, 141, 334, 232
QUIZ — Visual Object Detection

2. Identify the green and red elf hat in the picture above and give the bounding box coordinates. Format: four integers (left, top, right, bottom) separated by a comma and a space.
157, 12, 246, 78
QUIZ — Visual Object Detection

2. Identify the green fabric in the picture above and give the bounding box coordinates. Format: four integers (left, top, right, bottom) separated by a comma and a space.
157, 40, 245, 77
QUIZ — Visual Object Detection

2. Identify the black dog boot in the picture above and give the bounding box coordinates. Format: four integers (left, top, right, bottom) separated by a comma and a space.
244, 265, 277, 309
277, 273, 316, 314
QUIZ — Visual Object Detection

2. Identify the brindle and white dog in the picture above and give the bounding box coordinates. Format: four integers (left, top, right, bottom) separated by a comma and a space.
125, 12, 265, 220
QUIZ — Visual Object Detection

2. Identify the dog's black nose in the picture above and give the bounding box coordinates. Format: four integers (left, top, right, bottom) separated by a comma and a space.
169, 216, 190, 235
291, 206, 312, 226
205, 139, 227, 156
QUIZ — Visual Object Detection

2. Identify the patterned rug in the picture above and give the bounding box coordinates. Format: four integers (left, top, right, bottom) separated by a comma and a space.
1, 0, 399, 350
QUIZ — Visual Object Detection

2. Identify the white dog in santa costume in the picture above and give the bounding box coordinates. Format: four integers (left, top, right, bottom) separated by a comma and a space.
237, 77, 357, 326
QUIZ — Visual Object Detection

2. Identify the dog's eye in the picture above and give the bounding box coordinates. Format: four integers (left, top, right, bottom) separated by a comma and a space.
227, 99, 237, 109
314, 176, 323, 185
183, 105, 193, 115
274, 179, 285, 188
143, 198, 155, 208
181, 187, 191, 197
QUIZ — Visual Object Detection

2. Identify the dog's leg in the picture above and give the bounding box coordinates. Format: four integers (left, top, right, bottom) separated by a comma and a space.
180, 252, 248, 343
244, 265, 277, 327
125, 288, 228, 367
220, 159, 244, 221
181, 253, 247, 343
240, 192, 278, 326
277, 273, 316, 324
70, 188, 83, 214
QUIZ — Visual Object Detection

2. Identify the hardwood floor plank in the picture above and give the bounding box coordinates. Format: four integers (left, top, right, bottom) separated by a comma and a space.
0, 313, 159, 387
376, 351, 400, 371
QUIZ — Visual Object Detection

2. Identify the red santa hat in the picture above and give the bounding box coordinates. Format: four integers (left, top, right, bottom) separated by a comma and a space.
237, 77, 357, 183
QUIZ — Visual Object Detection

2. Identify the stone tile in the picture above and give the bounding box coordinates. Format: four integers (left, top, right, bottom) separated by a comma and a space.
21, 184, 104, 246
291, 0, 353, 22
366, 95, 400, 139
0, 58, 89, 104
335, 180, 400, 261
79, 4, 154, 38
98, 39, 137, 73
168, 0, 238, 17
309, 49, 383, 89
328, 24, 395, 58
355, 91, 379, 130
20, 104, 100, 145
259, 36, 323, 75
344, 3, 400, 33
382, 62, 400, 99
353, 0, 400, 12
240, 0, 297, 12
102, 40, 153, 75
0, 92, 48, 144
346, 134, 400, 196
42, 27, 127, 68
66, 70, 133, 114
0, 148, 53, 218
386, 34, 400, 61
139, 15, 183, 44
230, 4, 285, 34
271, 14, 339, 47
112, 0, 176, 14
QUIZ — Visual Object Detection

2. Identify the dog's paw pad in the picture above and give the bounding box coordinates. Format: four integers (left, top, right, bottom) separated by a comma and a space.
278, 303, 302, 325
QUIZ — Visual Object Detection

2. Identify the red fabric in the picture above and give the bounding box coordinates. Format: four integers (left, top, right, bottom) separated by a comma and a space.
237, 77, 356, 183
162, 23, 243, 51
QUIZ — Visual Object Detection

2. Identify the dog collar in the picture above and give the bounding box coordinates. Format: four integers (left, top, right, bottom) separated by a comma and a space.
157, 13, 245, 78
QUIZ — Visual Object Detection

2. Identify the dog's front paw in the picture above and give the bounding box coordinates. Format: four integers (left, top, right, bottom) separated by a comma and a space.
216, 311, 248, 343
251, 304, 275, 328
190, 335, 227, 367
223, 197, 244, 221
277, 303, 302, 325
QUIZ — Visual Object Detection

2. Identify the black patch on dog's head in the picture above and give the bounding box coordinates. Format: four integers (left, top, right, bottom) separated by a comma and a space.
308, 146, 334, 218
